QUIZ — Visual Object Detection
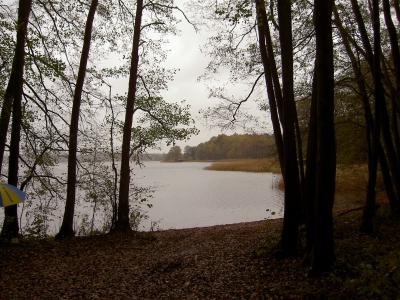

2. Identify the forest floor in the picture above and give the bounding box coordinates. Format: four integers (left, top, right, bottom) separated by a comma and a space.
0, 166, 400, 299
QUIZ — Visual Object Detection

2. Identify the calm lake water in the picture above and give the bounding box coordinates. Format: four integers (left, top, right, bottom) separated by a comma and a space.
133, 161, 284, 230
2, 161, 284, 233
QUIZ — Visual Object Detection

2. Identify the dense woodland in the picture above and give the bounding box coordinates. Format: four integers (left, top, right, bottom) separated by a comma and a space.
162, 133, 276, 161
1, 0, 400, 285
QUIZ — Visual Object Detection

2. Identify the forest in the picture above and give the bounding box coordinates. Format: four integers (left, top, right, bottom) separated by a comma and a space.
163, 133, 276, 161
1, 0, 400, 296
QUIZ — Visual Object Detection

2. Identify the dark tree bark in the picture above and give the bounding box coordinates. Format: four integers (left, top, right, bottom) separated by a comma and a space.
302, 68, 318, 266
1, 0, 33, 239
382, 0, 400, 109
378, 143, 400, 213
391, 98, 400, 171
260, 7, 283, 118
255, 0, 284, 176
334, 4, 400, 215
295, 113, 305, 197
0, 0, 32, 175
55, 0, 99, 240
310, 0, 336, 276
350, 2, 400, 194
348, 0, 399, 232
378, 87, 400, 199
260, 0, 304, 203
350, 0, 374, 69
381, 60, 400, 212
360, 0, 383, 234
113, 0, 144, 232
277, 0, 301, 255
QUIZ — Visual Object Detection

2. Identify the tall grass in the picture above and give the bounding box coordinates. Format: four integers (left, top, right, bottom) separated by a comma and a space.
334, 164, 388, 213
205, 160, 389, 213
204, 158, 281, 173
205, 160, 388, 212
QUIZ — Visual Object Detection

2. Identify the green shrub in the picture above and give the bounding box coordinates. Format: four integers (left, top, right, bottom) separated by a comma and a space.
343, 249, 400, 299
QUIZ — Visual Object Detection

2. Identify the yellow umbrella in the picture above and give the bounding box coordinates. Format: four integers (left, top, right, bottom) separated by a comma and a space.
0, 183, 25, 207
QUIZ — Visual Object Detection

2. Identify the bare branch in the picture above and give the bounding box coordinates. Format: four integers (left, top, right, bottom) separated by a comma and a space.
231, 72, 265, 122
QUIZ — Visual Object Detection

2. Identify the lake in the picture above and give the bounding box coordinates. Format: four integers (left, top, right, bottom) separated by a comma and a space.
2, 161, 284, 233
132, 161, 284, 230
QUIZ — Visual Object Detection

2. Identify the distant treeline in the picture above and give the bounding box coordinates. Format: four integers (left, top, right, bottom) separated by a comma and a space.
180, 133, 276, 161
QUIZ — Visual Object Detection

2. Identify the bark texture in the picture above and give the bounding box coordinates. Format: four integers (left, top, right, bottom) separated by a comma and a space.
1, 0, 33, 239
277, 0, 301, 255
56, 0, 99, 239
360, 0, 383, 234
310, 0, 336, 276
114, 0, 144, 232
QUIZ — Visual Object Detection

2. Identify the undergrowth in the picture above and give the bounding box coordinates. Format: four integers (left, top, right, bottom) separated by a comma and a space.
252, 207, 400, 299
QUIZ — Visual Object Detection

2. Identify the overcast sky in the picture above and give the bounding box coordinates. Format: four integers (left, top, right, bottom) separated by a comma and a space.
106, 1, 269, 153
157, 17, 270, 153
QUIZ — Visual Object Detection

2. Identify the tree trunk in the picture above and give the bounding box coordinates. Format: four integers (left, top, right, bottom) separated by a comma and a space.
382, 0, 400, 110
55, 0, 98, 240
302, 68, 318, 266
360, 0, 382, 235
310, 0, 336, 276
391, 99, 400, 172
260, 7, 283, 118
0, 0, 32, 175
378, 54, 400, 201
381, 60, 400, 211
277, 0, 301, 255
335, 3, 400, 215
1, 0, 33, 239
378, 143, 400, 214
379, 91, 400, 200
255, 0, 284, 176
295, 113, 305, 201
113, 0, 144, 232
350, 0, 374, 69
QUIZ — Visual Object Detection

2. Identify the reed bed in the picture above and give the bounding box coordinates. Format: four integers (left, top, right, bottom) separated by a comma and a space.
204, 158, 281, 173
205, 160, 388, 210
205, 161, 387, 210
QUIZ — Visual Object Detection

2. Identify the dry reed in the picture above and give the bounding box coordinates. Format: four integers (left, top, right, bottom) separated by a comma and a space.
204, 158, 281, 173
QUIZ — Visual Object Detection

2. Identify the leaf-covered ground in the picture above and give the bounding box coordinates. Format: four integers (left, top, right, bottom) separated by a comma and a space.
0, 209, 399, 299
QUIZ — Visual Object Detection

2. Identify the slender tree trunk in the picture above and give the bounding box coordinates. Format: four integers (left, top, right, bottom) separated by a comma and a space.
1, 0, 33, 239
310, 0, 335, 276
255, 0, 284, 176
263, 0, 304, 212
55, 0, 98, 239
334, 3, 400, 214
349, 0, 397, 232
360, 0, 383, 234
302, 67, 318, 266
295, 113, 305, 198
378, 56, 400, 200
0, 0, 32, 175
391, 99, 400, 170
113, 0, 144, 232
333, 4, 373, 155
382, 0, 400, 109
378, 143, 400, 213
381, 59, 400, 210
260, 7, 283, 118
379, 92, 400, 198
350, 0, 374, 69
277, 0, 301, 255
